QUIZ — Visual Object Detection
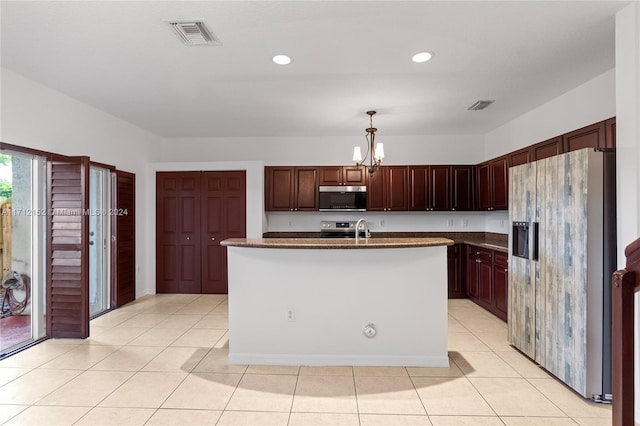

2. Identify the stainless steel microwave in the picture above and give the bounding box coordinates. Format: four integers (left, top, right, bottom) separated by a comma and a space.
318, 186, 367, 212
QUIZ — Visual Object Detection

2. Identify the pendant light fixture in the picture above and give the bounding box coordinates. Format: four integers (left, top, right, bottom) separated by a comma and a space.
353, 111, 384, 175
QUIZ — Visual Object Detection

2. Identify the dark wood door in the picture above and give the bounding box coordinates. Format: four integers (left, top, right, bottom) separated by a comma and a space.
478, 258, 493, 307
562, 121, 605, 153
319, 167, 342, 185
201, 172, 246, 294
447, 244, 465, 299
319, 166, 366, 186
294, 167, 318, 211
493, 255, 508, 321
430, 166, 450, 211
366, 168, 385, 211
467, 253, 479, 299
385, 166, 408, 211
156, 172, 201, 294
343, 166, 367, 185
157, 171, 246, 294
509, 148, 531, 167
265, 167, 294, 211
47, 156, 90, 338
532, 137, 562, 161
408, 166, 429, 211
113, 170, 136, 307
451, 165, 474, 211
476, 163, 491, 210
491, 157, 509, 210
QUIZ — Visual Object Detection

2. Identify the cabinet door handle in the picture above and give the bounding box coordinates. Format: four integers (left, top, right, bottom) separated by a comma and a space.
504, 268, 508, 272
186, 236, 190, 240
452, 208, 456, 211
476, 259, 481, 263
212, 237, 216, 241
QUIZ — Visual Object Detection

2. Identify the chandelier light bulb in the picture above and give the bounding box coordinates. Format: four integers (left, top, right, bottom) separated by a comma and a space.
374, 143, 385, 161
353, 147, 363, 164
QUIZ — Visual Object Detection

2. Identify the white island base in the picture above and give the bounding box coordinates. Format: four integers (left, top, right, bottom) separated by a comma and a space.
225, 242, 449, 367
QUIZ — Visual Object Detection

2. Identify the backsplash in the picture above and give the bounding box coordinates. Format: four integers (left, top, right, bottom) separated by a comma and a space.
266, 211, 509, 234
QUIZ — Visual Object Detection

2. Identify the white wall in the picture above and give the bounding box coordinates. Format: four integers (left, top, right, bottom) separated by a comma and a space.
484, 69, 616, 160
0, 68, 158, 298
159, 134, 485, 166
615, 3, 640, 422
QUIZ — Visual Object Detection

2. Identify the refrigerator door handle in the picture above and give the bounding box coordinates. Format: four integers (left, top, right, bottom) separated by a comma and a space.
531, 222, 539, 261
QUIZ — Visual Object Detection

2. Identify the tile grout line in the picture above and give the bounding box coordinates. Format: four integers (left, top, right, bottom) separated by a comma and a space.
285, 370, 301, 426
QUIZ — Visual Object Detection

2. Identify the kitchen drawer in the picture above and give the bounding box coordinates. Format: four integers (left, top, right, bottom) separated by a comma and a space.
494, 252, 508, 267
470, 247, 493, 263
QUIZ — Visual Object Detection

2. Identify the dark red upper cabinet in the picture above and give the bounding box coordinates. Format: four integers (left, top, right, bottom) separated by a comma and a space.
265, 167, 295, 211
265, 166, 318, 211
477, 157, 507, 211
532, 137, 563, 161
491, 157, 508, 210
367, 166, 408, 211
476, 162, 492, 211
294, 167, 319, 211
319, 166, 367, 186
430, 166, 451, 211
562, 121, 605, 153
408, 165, 430, 211
451, 165, 474, 211
508, 149, 531, 168
343, 166, 367, 186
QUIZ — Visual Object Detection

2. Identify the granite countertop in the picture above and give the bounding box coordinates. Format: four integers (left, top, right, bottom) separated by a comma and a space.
221, 237, 454, 249
261, 232, 508, 253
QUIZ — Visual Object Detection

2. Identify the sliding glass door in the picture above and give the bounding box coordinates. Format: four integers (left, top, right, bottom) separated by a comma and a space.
0, 150, 46, 356
89, 166, 111, 317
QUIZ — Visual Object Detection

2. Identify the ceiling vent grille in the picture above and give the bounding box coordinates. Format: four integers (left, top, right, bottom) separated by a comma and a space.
167, 21, 221, 46
467, 100, 495, 111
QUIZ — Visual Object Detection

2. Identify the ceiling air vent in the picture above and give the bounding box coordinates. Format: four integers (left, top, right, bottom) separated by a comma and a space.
167, 21, 221, 46
467, 100, 495, 111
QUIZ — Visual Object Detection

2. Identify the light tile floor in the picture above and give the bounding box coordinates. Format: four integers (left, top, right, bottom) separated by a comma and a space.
0, 295, 612, 426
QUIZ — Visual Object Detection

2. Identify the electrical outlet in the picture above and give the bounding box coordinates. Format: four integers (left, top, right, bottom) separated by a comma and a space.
287, 308, 295, 322
461, 219, 469, 227
500, 220, 506, 228
447, 219, 454, 227
380, 219, 385, 227
287, 221, 293, 228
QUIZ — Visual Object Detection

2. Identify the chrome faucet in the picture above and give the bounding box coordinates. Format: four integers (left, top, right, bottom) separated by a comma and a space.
355, 218, 370, 244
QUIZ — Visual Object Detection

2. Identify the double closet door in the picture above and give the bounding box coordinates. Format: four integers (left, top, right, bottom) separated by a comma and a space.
156, 171, 246, 294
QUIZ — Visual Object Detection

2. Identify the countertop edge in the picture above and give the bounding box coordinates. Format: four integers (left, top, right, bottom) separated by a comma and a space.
221, 237, 455, 249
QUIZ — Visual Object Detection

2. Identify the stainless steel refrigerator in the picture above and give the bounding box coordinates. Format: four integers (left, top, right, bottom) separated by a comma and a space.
508, 148, 616, 401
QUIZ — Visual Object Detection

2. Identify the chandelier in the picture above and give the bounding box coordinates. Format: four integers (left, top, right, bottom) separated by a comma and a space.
352, 111, 384, 175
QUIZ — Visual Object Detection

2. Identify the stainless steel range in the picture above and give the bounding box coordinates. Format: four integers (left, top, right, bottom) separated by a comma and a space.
320, 221, 366, 238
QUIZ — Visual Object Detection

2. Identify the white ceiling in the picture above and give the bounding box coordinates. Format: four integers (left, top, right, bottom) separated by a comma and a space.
0, 1, 628, 138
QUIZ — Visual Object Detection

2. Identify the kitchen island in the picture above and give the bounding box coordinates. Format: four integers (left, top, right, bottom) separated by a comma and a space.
221, 237, 453, 367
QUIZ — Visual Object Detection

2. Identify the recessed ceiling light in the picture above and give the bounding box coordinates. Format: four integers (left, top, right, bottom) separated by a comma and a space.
273, 55, 292, 65
412, 52, 433, 63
